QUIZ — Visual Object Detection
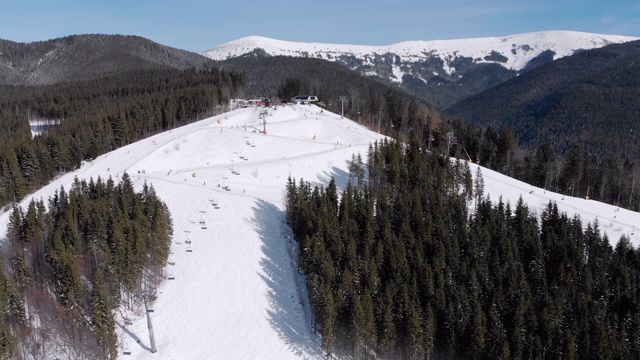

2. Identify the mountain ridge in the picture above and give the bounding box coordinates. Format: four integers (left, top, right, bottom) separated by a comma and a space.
205, 31, 638, 71
0, 34, 218, 86
203, 31, 639, 107
446, 39, 640, 160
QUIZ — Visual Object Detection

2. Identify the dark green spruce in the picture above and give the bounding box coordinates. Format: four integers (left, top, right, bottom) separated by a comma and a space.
287, 137, 640, 360
0, 174, 172, 359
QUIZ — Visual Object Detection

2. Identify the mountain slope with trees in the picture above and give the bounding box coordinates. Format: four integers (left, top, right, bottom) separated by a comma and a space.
0, 34, 219, 86
0, 67, 244, 209
287, 138, 640, 359
1, 175, 172, 359
447, 40, 640, 161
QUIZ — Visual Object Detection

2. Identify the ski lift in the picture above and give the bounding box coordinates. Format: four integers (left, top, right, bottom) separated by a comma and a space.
147, 307, 155, 313
199, 210, 206, 214
186, 245, 193, 253
123, 346, 132, 355
167, 271, 175, 280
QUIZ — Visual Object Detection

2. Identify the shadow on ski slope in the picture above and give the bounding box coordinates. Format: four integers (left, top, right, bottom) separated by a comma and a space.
253, 200, 325, 359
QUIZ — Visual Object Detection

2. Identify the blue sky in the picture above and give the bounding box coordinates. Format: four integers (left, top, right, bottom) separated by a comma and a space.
2, 0, 639, 52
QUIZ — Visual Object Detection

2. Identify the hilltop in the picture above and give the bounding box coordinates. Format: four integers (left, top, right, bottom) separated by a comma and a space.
1, 104, 638, 358
0, 34, 217, 86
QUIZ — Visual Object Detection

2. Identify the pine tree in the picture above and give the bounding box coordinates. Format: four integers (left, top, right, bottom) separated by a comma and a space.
91, 268, 116, 358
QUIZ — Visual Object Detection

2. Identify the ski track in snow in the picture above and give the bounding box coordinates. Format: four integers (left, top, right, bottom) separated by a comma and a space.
0, 104, 638, 359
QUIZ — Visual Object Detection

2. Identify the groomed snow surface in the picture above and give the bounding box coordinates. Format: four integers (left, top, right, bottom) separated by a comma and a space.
1, 105, 639, 359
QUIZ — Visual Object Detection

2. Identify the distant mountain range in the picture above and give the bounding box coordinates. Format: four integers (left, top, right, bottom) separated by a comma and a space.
2, 31, 639, 162
203, 31, 639, 107
0, 34, 217, 86
447, 39, 640, 161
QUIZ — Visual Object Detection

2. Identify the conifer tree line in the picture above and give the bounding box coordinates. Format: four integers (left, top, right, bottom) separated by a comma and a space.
0, 67, 243, 209
423, 118, 640, 213
286, 137, 640, 359
0, 173, 173, 359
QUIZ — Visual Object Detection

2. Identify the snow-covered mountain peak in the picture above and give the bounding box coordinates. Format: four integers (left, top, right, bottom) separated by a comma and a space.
204, 31, 639, 108
204, 31, 637, 70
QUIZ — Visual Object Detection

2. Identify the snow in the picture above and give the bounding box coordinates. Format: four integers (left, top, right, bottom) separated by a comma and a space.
203, 31, 640, 72
391, 64, 404, 83
0, 104, 639, 359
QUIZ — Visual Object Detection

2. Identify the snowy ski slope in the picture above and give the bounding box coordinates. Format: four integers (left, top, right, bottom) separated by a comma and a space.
0, 105, 638, 359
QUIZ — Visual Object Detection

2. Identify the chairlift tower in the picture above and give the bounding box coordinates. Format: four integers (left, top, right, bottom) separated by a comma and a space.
446, 131, 457, 157
141, 292, 157, 353
340, 96, 346, 119
259, 110, 268, 134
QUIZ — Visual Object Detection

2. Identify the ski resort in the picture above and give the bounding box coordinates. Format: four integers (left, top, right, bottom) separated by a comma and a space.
1, 103, 639, 359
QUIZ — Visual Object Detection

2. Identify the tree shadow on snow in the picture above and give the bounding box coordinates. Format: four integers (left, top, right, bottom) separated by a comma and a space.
252, 200, 325, 359
316, 165, 351, 190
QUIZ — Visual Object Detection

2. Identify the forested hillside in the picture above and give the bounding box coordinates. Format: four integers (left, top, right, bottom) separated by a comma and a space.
287, 138, 640, 359
1, 174, 172, 359
0, 67, 243, 209
447, 40, 640, 161
442, 119, 640, 212
0, 34, 219, 86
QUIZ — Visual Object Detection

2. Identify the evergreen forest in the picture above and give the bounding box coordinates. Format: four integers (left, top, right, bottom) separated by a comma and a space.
443, 119, 640, 213
0, 174, 172, 359
444, 40, 640, 212
0, 67, 243, 209
287, 138, 640, 359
